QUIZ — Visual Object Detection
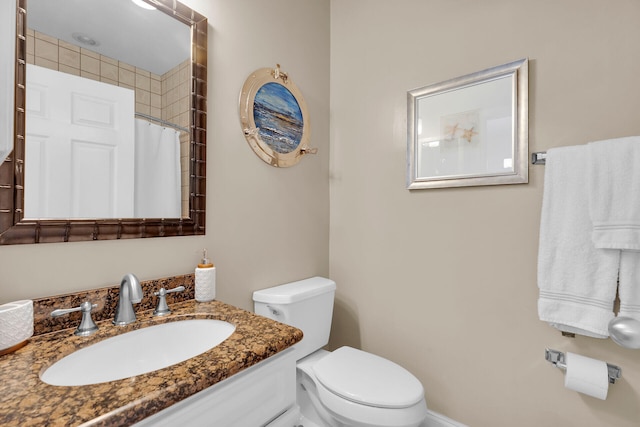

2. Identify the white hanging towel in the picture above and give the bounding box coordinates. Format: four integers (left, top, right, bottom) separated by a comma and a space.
588, 136, 640, 250
134, 119, 181, 218
588, 136, 640, 323
537, 145, 618, 338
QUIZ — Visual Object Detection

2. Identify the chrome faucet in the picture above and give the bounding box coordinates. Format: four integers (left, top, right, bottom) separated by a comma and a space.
113, 273, 143, 326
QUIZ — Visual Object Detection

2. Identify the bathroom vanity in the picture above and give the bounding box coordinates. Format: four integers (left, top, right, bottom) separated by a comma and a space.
0, 296, 302, 426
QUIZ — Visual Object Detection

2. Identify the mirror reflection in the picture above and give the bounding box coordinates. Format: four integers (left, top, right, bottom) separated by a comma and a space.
26, 0, 191, 219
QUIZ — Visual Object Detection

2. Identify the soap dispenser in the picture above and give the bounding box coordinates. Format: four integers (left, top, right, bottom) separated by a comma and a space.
195, 249, 216, 302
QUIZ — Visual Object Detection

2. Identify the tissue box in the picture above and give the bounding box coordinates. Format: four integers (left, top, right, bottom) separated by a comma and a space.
0, 300, 34, 353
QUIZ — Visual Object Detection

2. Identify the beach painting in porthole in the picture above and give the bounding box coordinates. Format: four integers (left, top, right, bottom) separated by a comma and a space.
253, 82, 304, 154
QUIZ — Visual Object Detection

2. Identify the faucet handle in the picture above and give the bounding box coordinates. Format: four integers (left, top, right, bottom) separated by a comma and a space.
153, 286, 185, 316
51, 301, 99, 336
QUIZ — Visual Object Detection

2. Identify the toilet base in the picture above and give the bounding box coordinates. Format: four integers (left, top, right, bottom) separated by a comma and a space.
297, 350, 345, 426
298, 368, 341, 426
293, 351, 465, 427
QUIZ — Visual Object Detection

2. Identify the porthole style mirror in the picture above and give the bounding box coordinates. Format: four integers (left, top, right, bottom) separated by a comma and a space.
239, 65, 315, 168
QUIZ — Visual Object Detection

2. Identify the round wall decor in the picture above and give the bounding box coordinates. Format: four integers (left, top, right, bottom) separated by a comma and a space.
239, 64, 315, 167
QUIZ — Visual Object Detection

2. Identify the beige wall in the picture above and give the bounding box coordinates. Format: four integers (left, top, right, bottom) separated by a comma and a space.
329, 0, 640, 426
0, 0, 330, 312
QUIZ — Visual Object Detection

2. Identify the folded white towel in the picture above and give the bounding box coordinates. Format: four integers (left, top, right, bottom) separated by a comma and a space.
537, 146, 619, 338
588, 136, 640, 250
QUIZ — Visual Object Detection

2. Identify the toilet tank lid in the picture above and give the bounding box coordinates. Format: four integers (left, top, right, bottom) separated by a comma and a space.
253, 277, 336, 304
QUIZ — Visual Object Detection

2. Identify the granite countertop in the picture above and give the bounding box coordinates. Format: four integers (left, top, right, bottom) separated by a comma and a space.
0, 299, 303, 427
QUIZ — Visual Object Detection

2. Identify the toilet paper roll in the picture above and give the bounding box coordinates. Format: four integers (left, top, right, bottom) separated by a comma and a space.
564, 352, 609, 400
0, 300, 34, 351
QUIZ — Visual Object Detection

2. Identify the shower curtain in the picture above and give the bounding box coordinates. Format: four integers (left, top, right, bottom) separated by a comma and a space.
134, 118, 181, 218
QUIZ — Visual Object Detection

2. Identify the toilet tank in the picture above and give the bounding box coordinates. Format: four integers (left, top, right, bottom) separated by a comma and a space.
253, 277, 336, 361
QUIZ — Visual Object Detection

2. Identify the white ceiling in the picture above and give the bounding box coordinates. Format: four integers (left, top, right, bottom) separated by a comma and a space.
28, 0, 191, 76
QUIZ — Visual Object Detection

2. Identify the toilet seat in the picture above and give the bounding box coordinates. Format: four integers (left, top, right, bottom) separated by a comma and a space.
313, 346, 425, 408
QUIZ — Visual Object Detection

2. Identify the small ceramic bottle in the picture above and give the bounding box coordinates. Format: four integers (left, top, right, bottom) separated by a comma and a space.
195, 249, 216, 302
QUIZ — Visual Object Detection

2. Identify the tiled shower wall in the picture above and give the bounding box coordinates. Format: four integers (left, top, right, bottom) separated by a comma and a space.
161, 60, 191, 216
26, 29, 190, 217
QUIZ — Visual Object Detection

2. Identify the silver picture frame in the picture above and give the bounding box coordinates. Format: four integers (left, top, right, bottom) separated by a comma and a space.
407, 58, 528, 189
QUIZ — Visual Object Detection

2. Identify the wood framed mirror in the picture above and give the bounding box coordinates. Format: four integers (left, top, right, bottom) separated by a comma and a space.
0, 0, 207, 244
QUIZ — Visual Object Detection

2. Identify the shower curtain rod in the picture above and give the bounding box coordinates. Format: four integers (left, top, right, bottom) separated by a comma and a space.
135, 113, 190, 133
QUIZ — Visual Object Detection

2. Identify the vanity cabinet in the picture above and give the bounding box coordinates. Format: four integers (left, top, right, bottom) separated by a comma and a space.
133, 347, 297, 427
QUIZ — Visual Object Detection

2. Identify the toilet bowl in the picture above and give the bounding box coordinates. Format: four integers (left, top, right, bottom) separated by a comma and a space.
297, 348, 428, 427
253, 277, 438, 427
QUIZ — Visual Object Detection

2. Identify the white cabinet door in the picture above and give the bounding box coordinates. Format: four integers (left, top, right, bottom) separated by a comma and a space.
25, 64, 135, 219
132, 348, 297, 427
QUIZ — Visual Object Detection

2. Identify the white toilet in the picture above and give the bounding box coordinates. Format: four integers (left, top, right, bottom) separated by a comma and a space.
253, 277, 464, 427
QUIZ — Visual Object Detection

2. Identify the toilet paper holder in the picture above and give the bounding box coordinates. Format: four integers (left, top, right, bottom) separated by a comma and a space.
545, 349, 622, 384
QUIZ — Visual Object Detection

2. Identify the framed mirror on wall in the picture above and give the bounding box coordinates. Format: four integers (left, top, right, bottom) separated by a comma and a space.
0, 0, 207, 244
407, 58, 528, 190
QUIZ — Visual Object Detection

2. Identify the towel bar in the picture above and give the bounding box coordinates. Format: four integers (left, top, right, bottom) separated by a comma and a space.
544, 348, 622, 384
531, 152, 547, 165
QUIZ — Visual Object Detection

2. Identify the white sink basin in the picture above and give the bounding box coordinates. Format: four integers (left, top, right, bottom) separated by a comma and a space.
41, 319, 235, 386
